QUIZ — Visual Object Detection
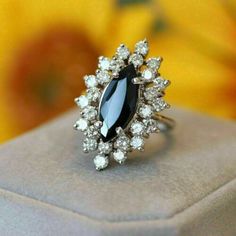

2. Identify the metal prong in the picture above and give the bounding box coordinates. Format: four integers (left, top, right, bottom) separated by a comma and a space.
132, 77, 144, 85
165, 104, 171, 109
73, 123, 78, 130
164, 80, 171, 87
94, 121, 103, 128
138, 147, 144, 152
74, 97, 79, 105
116, 127, 124, 135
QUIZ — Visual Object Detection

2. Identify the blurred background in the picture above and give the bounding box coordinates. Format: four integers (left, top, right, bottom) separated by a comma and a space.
0, 0, 236, 143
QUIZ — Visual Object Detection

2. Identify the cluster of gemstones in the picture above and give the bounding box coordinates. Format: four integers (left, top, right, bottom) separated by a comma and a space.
74, 39, 170, 170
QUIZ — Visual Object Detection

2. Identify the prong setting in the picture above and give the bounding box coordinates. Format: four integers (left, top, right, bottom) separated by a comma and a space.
74, 39, 171, 170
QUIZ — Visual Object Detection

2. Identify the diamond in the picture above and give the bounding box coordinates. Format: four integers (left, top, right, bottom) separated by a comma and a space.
74, 118, 88, 131
86, 87, 101, 102
84, 75, 98, 88
153, 77, 170, 90
110, 57, 125, 76
98, 141, 112, 154
143, 119, 159, 134
146, 57, 162, 70
82, 106, 97, 121
153, 98, 169, 112
142, 69, 154, 81
130, 121, 144, 135
130, 136, 144, 150
139, 104, 152, 118
83, 137, 98, 152
98, 56, 110, 70
94, 154, 109, 170
84, 125, 99, 138
128, 54, 143, 68
113, 150, 127, 164
135, 40, 149, 56
115, 136, 130, 151
116, 44, 130, 59
97, 70, 110, 85
75, 95, 89, 108
144, 87, 163, 101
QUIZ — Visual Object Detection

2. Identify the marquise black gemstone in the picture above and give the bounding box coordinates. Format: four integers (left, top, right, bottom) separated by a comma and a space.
99, 64, 139, 142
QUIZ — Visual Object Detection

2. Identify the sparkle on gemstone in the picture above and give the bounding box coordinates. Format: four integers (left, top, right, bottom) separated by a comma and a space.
144, 87, 162, 101
142, 69, 154, 81
128, 54, 143, 68
153, 77, 170, 90
135, 40, 149, 56
99, 64, 139, 142
87, 87, 101, 102
115, 136, 130, 151
110, 57, 125, 76
113, 150, 127, 163
130, 121, 144, 135
130, 136, 144, 150
75, 118, 88, 131
146, 57, 162, 70
75, 95, 89, 108
82, 106, 97, 121
139, 104, 152, 118
84, 125, 99, 138
143, 119, 159, 134
98, 141, 112, 154
116, 44, 130, 59
97, 70, 110, 85
153, 98, 169, 112
83, 137, 98, 152
94, 154, 109, 170
98, 56, 110, 70
84, 75, 98, 88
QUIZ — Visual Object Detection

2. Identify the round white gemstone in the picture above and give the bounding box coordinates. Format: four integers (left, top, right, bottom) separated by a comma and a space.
139, 105, 152, 118
94, 154, 109, 170
83, 137, 98, 152
98, 142, 112, 154
144, 87, 157, 101
84, 125, 99, 138
153, 98, 169, 112
97, 70, 110, 85
75, 95, 89, 108
82, 106, 97, 121
135, 40, 149, 56
142, 69, 153, 81
130, 121, 144, 135
75, 118, 88, 131
153, 77, 169, 90
98, 56, 110, 70
146, 57, 161, 70
116, 44, 130, 59
143, 119, 159, 134
130, 136, 144, 150
113, 150, 127, 163
115, 136, 130, 151
110, 57, 125, 76
87, 87, 101, 102
128, 54, 143, 67
84, 75, 98, 88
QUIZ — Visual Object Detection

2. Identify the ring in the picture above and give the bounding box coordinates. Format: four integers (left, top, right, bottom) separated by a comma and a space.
74, 39, 175, 170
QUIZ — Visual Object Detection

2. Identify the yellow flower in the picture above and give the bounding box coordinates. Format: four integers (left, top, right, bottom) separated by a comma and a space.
0, 0, 235, 143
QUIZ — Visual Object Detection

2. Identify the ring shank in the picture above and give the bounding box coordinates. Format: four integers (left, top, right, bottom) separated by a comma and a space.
153, 114, 175, 132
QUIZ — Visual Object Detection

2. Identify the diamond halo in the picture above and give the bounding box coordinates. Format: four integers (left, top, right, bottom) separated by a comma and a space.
74, 39, 171, 170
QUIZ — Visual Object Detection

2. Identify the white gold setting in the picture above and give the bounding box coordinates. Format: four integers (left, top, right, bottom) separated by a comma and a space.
74, 39, 174, 170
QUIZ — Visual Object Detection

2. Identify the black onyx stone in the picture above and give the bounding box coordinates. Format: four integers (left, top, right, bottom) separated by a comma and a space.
99, 64, 139, 142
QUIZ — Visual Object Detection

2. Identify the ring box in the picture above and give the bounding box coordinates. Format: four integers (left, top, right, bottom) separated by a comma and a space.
0, 108, 235, 236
